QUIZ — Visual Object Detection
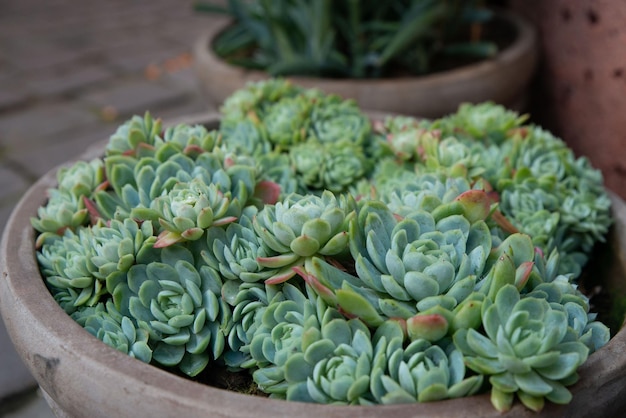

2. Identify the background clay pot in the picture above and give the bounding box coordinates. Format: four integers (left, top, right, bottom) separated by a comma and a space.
2, 114, 626, 417
192, 11, 538, 119
508, 0, 626, 200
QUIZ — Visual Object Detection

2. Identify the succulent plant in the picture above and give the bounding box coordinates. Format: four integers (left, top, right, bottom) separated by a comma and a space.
32, 81, 613, 413
295, 194, 497, 342
379, 104, 612, 279
72, 301, 153, 363
219, 79, 305, 127
263, 95, 312, 147
31, 159, 105, 241
201, 208, 273, 283
252, 191, 355, 284
106, 112, 163, 157
370, 335, 484, 404
131, 179, 241, 248
453, 284, 590, 412
199, 0, 497, 78
290, 139, 367, 193
112, 246, 230, 377
37, 227, 101, 313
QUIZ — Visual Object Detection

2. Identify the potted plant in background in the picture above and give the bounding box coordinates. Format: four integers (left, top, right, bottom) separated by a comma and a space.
191, 0, 538, 117
1, 79, 626, 417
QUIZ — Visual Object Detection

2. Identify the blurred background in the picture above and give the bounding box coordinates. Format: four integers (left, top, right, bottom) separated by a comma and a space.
1, 0, 625, 416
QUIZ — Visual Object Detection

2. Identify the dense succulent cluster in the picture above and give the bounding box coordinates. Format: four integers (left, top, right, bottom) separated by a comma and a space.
33, 80, 613, 413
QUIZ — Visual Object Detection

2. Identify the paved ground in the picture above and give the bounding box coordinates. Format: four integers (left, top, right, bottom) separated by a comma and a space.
0, 0, 221, 415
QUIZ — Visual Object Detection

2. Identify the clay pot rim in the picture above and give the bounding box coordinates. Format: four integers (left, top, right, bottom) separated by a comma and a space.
193, 10, 537, 88
1, 112, 624, 417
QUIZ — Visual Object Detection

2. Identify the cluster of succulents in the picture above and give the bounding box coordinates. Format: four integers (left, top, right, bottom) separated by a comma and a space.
33, 79, 613, 412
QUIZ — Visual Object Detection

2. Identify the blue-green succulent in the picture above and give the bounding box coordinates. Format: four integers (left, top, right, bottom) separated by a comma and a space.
32, 79, 614, 413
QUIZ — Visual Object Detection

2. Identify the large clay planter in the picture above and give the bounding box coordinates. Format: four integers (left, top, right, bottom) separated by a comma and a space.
192, 11, 538, 118
2, 113, 626, 417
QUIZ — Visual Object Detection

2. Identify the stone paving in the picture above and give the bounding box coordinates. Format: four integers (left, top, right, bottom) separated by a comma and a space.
0, 0, 221, 414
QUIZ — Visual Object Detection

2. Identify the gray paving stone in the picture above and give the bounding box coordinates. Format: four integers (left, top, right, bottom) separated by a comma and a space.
0, 165, 30, 200
0, 103, 100, 151
25, 66, 115, 98
7, 41, 91, 72
80, 79, 192, 118
5, 122, 118, 179
0, 316, 36, 401
0, 85, 31, 112
1, 390, 55, 418
102, 37, 184, 74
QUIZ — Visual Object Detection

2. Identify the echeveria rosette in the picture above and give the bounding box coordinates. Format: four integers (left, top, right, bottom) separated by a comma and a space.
221, 118, 273, 157
71, 301, 152, 364
220, 280, 270, 368
90, 218, 159, 289
308, 95, 371, 146
428, 102, 528, 145
36, 227, 102, 313
161, 122, 219, 156
37, 218, 160, 313
132, 179, 241, 248
381, 172, 474, 217
347, 193, 492, 319
370, 336, 484, 404
114, 250, 229, 377
453, 285, 591, 413
290, 140, 367, 193
220, 79, 305, 127
31, 159, 106, 242
105, 112, 163, 157
263, 95, 312, 148
201, 208, 274, 283
252, 191, 355, 284
381, 117, 487, 180
284, 315, 379, 405
31, 189, 90, 243
524, 277, 610, 354
244, 283, 336, 395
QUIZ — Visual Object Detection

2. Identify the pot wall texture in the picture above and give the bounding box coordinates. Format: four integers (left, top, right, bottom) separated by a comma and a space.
509, 0, 626, 200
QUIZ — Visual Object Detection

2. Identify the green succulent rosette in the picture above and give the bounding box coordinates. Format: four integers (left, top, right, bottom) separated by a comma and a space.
429, 101, 528, 145
252, 191, 355, 284
453, 284, 591, 412
300, 191, 493, 326
308, 95, 371, 145
201, 208, 274, 283
263, 95, 312, 147
106, 112, 163, 157
37, 227, 101, 313
220, 280, 270, 368
31, 158, 105, 241
113, 246, 229, 377
220, 79, 306, 127
221, 118, 272, 157
290, 140, 367, 193
131, 179, 241, 248
37, 218, 158, 313
370, 335, 484, 404
72, 301, 152, 363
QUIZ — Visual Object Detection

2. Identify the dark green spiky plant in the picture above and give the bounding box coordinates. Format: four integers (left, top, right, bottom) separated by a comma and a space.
32, 79, 613, 413
195, 0, 499, 78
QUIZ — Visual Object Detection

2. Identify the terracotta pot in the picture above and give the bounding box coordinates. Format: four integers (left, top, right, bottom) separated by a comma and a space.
1, 113, 626, 418
507, 0, 626, 200
192, 12, 539, 119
